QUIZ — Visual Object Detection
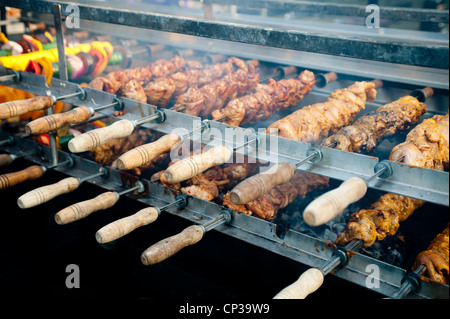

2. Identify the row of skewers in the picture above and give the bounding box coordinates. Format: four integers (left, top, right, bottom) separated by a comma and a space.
0, 53, 448, 298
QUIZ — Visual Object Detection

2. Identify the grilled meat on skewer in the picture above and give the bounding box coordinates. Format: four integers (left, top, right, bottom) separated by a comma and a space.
266, 81, 377, 143
336, 113, 449, 248
174, 65, 260, 117
322, 95, 428, 153
144, 57, 253, 108
413, 225, 449, 285
211, 70, 315, 126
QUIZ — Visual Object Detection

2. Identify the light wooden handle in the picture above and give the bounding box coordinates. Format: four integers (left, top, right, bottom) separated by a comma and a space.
0, 165, 45, 190
273, 268, 324, 299
68, 119, 136, 153
0, 154, 13, 167
163, 145, 233, 183
303, 177, 368, 227
0, 96, 54, 120
96, 207, 159, 243
141, 225, 204, 265
230, 162, 295, 205
25, 106, 93, 135
17, 177, 81, 209
55, 191, 119, 225
117, 134, 181, 170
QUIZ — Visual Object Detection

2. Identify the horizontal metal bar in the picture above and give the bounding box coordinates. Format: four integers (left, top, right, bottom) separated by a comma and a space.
204, 0, 450, 23
3, 0, 448, 69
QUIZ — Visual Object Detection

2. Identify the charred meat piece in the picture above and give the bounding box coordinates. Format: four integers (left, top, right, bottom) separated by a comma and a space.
322, 95, 427, 153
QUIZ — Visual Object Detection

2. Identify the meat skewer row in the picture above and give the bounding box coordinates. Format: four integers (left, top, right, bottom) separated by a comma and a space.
115, 69, 320, 172
145, 57, 256, 108
164, 71, 348, 183
229, 86, 429, 206
273, 113, 449, 299
138, 166, 329, 266
87, 55, 193, 95
211, 70, 334, 127
392, 225, 449, 299
303, 112, 448, 227
67, 59, 259, 153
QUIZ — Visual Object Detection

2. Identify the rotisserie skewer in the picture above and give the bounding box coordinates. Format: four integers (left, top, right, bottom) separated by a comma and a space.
140, 209, 233, 266
304, 111, 447, 227
0, 148, 38, 168
0, 155, 73, 190
17, 167, 108, 209
95, 194, 188, 244
54, 180, 145, 225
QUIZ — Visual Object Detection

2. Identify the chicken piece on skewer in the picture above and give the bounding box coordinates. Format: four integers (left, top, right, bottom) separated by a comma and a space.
121, 79, 147, 103
211, 70, 315, 127
267, 81, 377, 143
144, 57, 250, 108
413, 225, 449, 285
389, 113, 449, 170
322, 95, 428, 153
222, 171, 330, 221
175, 65, 260, 117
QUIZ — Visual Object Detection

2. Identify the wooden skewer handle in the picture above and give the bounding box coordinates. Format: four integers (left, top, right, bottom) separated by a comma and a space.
117, 134, 181, 170
68, 119, 135, 153
0, 165, 45, 190
230, 162, 295, 205
163, 145, 233, 183
141, 225, 204, 266
25, 106, 93, 135
0, 96, 55, 120
303, 177, 368, 227
273, 268, 324, 299
96, 207, 159, 243
0, 154, 13, 167
55, 191, 119, 225
17, 177, 81, 209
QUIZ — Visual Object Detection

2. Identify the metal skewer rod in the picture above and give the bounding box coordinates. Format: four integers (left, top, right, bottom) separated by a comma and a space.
55, 180, 145, 225
391, 264, 427, 299
95, 194, 188, 244
274, 239, 363, 299
141, 209, 233, 266
0, 136, 14, 147
0, 148, 39, 168
17, 167, 109, 209
0, 155, 74, 191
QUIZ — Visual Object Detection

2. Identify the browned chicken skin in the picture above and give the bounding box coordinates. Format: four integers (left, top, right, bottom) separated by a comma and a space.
266, 81, 377, 143
212, 70, 315, 127
336, 113, 449, 283
322, 95, 427, 153
413, 226, 449, 285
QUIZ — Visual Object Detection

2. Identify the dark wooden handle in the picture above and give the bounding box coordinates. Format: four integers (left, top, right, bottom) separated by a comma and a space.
0, 96, 54, 120
230, 162, 295, 205
25, 106, 93, 135
0, 165, 45, 190
141, 225, 204, 265
0, 154, 13, 168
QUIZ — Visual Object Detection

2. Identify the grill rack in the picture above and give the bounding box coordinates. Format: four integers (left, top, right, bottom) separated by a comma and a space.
0, 0, 449, 299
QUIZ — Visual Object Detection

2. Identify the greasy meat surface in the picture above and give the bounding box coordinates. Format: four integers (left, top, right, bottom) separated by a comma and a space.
336, 113, 449, 249
121, 79, 147, 103
175, 65, 260, 117
144, 57, 249, 108
266, 81, 377, 143
222, 171, 329, 220
212, 70, 315, 127
336, 194, 424, 248
413, 226, 449, 285
88, 56, 186, 94
322, 95, 427, 153
389, 113, 449, 170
